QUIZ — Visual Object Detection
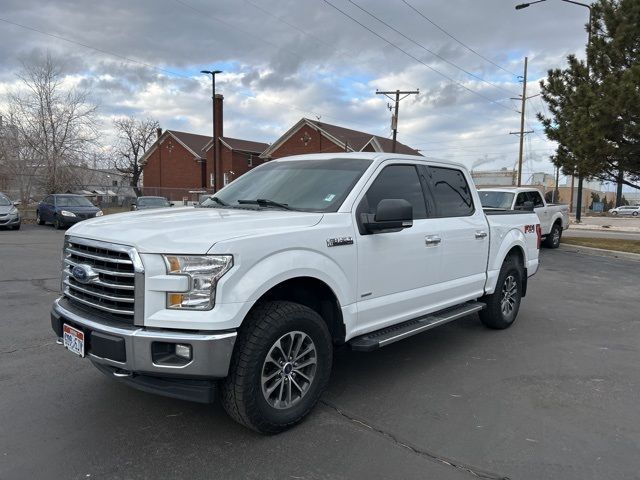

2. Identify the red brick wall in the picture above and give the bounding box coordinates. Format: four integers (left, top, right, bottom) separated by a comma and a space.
269, 124, 343, 159
143, 136, 203, 195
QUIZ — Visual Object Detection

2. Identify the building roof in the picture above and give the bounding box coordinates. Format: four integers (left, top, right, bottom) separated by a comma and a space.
140, 129, 268, 164
168, 130, 211, 157
260, 118, 421, 158
219, 137, 269, 153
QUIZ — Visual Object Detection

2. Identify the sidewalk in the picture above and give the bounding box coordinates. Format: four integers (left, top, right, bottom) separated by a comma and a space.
569, 216, 640, 233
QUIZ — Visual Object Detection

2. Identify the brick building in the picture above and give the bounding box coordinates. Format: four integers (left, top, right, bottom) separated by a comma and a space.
140, 95, 268, 199
260, 118, 421, 159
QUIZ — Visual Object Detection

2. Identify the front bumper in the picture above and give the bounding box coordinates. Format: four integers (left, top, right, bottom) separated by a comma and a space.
0, 214, 20, 226
51, 298, 237, 400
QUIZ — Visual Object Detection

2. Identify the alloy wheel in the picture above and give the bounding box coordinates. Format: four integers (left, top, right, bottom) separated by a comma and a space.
261, 331, 317, 410
500, 275, 518, 317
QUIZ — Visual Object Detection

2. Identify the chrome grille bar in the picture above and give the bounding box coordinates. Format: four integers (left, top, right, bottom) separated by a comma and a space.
63, 236, 144, 325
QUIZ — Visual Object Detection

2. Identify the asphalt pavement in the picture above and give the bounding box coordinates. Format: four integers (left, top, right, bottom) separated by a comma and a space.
1, 224, 639, 480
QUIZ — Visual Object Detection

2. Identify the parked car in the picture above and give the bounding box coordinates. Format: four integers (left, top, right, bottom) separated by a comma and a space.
609, 205, 640, 216
36, 194, 103, 229
479, 187, 569, 248
131, 196, 172, 211
0, 193, 21, 230
51, 153, 540, 433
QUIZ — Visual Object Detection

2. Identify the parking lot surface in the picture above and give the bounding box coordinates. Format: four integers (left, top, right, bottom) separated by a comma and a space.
1, 224, 639, 479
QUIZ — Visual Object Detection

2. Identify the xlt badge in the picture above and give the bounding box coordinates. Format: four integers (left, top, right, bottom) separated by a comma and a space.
327, 236, 354, 247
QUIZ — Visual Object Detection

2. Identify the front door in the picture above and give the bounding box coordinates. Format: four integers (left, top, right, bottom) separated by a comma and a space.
355, 162, 443, 336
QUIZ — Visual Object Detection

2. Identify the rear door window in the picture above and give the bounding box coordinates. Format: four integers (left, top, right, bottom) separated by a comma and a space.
528, 191, 544, 207
427, 166, 474, 217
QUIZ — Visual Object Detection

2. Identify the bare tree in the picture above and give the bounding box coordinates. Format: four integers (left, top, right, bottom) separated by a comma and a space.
113, 117, 159, 196
4, 52, 98, 194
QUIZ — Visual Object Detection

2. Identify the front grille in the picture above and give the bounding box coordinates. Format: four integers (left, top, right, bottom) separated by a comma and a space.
62, 238, 141, 323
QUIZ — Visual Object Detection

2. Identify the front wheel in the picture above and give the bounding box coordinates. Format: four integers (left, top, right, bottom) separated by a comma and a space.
54, 216, 64, 230
479, 255, 523, 330
612, 211, 618, 216
544, 223, 562, 248
221, 301, 333, 434
633, 212, 638, 217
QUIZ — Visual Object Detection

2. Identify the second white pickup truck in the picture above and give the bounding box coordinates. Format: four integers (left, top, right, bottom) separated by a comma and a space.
479, 187, 569, 248
51, 153, 540, 433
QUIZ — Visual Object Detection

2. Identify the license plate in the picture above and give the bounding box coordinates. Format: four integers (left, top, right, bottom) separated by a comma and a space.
63, 324, 85, 357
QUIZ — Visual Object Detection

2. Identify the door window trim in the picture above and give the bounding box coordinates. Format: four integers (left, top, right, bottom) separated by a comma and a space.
422, 165, 476, 218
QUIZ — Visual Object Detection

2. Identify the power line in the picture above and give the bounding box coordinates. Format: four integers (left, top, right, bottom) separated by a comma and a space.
346, 0, 518, 97
322, 0, 519, 113
401, 0, 520, 77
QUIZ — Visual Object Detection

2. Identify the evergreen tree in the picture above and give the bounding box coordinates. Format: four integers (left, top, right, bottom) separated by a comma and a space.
539, 0, 640, 193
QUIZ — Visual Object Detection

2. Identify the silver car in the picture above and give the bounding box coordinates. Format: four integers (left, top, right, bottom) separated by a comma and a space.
609, 205, 640, 216
0, 193, 21, 230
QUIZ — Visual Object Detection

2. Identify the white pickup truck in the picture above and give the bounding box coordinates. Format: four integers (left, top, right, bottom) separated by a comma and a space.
51, 153, 540, 433
479, 187, 569, 248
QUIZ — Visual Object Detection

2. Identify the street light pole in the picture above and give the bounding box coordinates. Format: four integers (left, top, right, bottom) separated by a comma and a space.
201, 69, 222, 193
515, 0, 592, 222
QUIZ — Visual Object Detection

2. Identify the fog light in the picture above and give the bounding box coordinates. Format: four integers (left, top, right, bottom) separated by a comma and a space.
175, 344, 192, 360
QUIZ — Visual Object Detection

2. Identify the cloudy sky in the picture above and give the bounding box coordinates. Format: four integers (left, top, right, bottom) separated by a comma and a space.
0, 0, 594, 181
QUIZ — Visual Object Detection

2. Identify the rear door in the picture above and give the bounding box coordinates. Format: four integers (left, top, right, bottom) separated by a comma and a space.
43, 196, 54, 221
355, 162, 443, 334
529, 190, 550, 234
422, 165, 489, 304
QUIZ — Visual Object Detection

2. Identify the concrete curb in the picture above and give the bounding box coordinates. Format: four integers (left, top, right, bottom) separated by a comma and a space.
559, 243, 640, 262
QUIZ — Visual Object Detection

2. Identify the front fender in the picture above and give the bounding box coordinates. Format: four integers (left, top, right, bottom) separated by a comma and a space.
217, 248, 354, 308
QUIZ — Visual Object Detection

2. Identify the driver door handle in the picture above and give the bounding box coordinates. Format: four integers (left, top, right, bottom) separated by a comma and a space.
425, 235, 442, 246
475, 231, 488, 239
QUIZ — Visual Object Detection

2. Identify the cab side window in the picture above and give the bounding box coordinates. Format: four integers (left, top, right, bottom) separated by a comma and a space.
427, 166, 474, 217
360, 165, 427, 220
515, 193, 528, 208
530, 191, 544, 207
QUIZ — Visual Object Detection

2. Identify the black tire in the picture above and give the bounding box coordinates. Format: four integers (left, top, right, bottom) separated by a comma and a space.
633, 212, 638, 217
36, 211, 45, 225
13, 223, 21, 231
612, 211, 618, 216
54, 216, 64, 230
543, 222, 562, 248
221, 301, 333, 434
479, 255, 523, 330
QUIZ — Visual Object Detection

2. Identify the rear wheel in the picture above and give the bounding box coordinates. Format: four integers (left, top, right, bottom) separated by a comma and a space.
221, 301, 333, 434
36, 211, 45, 225
612, 211, 618, 216
479, 255, 523, 330
633, 212, 638, 217
544, 223, 562, 248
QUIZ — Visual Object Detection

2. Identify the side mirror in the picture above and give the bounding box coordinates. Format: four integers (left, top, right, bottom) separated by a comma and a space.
13, 201, 21, 206
362, 199, 413, 234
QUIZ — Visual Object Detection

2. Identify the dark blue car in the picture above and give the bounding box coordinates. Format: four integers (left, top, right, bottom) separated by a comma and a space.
36, 194, 103, 229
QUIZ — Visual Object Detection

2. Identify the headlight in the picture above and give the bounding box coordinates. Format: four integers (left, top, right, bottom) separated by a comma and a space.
95, 210, 104, 217
60, 210, 76, 217
163, 255, 233, 310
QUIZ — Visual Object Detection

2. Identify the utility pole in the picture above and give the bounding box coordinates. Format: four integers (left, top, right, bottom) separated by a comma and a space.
509, 57, 535, 187
376, 89, 419, 153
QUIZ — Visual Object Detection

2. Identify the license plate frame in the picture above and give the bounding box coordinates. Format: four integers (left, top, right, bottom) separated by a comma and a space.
63, 323, 85, 357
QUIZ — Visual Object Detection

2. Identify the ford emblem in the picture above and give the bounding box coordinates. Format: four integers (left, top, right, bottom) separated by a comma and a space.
71, 264, 98, 284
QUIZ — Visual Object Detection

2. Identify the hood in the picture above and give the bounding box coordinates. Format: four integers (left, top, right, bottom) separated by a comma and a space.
0, 205, 17, 215
56, 205, 100, 212
67, 207, 324, 254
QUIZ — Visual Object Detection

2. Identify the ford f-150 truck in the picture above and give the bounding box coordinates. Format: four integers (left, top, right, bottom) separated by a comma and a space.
51, 153, 540, 433
479, 187, 569, 248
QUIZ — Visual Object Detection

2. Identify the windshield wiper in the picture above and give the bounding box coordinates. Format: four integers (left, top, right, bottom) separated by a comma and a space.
237, 198, 294, 211
209, 196, 229, 206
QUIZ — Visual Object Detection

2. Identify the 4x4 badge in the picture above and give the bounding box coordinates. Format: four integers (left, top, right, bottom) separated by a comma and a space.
326, 237, 354, 247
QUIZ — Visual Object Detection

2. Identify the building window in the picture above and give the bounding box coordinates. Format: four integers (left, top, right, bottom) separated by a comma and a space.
247, 155, 253, 168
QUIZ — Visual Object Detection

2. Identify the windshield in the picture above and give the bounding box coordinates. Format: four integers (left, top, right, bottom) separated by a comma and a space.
0, 195, 11, 206
479, 191, 515, 209
201, 158, 372, 212
138, 197, 169, 206
56, 195, 95, 207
